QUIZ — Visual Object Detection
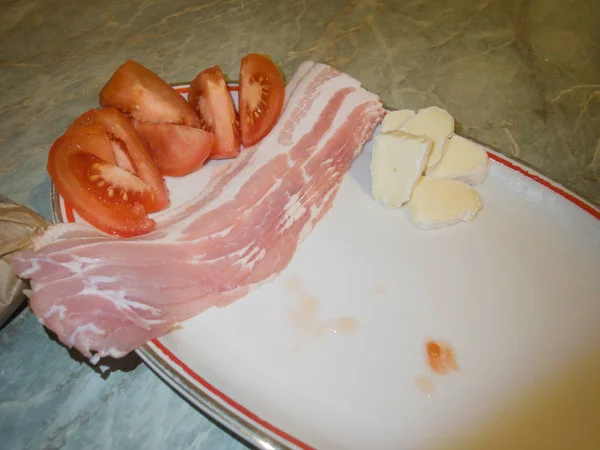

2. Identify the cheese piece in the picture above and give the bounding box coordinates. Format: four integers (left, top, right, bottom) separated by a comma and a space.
371, 131, 432, 209
430, 135, 490, 184
406, 177, 482, 229
381, 109, 416, 133
400, 106, 454, 173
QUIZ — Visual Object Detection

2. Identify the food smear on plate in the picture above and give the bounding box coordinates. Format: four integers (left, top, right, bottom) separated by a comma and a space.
100, 60, 215, 177
374, 284, 387, 295
371, 107, 489, 229
329, 317, 360, 334
289, 286, 359, 338
13, 61, 382, 364
284, 274, 304, 294
371, 130, 432, 208
48, 107, 170, 237
414, 374, 436, 396
426, 340, 460, 375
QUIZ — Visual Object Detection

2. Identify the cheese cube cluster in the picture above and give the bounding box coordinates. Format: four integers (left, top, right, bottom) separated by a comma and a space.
371, 107, 489, 229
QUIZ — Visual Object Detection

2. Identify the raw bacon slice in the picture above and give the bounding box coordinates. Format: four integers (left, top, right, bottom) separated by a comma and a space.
13, 61, 384, 363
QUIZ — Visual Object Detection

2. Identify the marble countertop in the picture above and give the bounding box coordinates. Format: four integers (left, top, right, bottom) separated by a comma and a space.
0, 0, 598, 448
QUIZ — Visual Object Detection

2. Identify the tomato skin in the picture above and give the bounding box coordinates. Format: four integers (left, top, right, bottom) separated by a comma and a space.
68, 107, 169, 212
239, 54, 285, 147
99, 60, 200, 128
48, 127, 156, 237
99, 60, 215, 176
132, 121, 215, 176
189, 66, 240, 159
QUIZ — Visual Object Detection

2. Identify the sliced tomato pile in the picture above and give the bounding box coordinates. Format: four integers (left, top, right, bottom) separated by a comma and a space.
48, 55, 286, 237
100, 60, 214, 176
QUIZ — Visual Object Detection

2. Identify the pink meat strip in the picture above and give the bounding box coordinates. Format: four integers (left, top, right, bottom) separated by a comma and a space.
13, 61, 384, 363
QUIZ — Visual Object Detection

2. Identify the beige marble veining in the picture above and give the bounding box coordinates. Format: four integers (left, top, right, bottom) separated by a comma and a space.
0, 0, 598, 211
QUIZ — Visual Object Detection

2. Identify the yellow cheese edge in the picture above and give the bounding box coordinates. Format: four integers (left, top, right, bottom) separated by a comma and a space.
400, 106, 455, 173
406, 177, 482, 230
381, 109, 417, 133
429, 135, 490, 185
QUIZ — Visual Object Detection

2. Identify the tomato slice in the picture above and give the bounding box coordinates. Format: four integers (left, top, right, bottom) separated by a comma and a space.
48, 125, 157, 237
99, 60, 215, 176
99, 60, 200, 128
189, 66, 240, 159
239, 54, 285, 147
68, 107, 169, 212
132, 121, 215, 176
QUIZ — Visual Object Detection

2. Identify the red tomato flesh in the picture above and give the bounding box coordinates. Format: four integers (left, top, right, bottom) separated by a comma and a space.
48, 108, 171, 237
239, 54, 285, 147
132, 121, 215, 176
99, 60, 200, 128
189, 66, 240, 159
49, 128, 154, 237
99, 60, 214, 176
68, 107, 169, 212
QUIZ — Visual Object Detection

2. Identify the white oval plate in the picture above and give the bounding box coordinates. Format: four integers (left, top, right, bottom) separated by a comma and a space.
53, 85, 600, 450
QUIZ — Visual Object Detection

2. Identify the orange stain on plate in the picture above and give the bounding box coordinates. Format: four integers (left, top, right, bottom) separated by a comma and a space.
426, 340, 460, 375
374, 284, 387, 295
326, 316, 360, 334
286, 275, 359, 339
414, 375, 436, 396
284, 275, 304, 295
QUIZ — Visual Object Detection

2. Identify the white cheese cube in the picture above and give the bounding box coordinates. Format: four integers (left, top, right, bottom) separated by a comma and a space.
371, 131, 432, 209
381, 109, 416, 133
429, 135, 490, 185
400, 106, 454, 173
406, 177, 482, 229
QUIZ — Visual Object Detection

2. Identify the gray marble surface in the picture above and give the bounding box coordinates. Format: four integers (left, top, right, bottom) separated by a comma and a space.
0, 0, 598, 449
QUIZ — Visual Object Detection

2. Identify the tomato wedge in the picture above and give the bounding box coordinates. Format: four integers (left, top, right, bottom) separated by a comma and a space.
239, 54, 285, 147
48, 108, 171, 237
99, 60, 215, 176
132, 121, 215, 176
99, 60, 200, 128
189, 66, 240, 159
68, 107, 169, 212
